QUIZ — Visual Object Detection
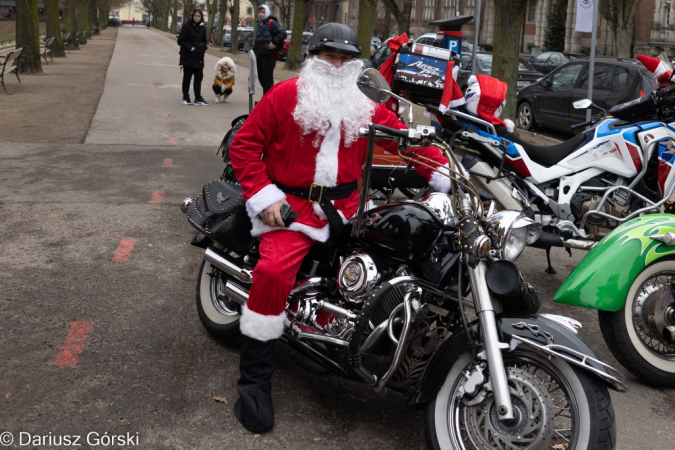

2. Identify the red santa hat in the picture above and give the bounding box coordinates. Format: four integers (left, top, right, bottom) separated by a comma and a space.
465, 74, 513, 131
439, 61, 465, 114
636, 55, 673, 84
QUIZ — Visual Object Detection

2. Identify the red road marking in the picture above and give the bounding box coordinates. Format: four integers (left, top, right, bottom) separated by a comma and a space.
148, 190, 165, 205
168, 137, 178, 145
54, 321, 94, 366
112, 238, 137, 262
162, 158, 173, 168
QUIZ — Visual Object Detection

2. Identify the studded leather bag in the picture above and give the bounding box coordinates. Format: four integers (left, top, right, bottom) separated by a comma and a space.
186, 180, 251, 240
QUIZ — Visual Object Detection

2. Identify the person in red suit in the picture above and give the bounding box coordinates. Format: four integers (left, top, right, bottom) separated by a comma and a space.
228, 22, 452, 433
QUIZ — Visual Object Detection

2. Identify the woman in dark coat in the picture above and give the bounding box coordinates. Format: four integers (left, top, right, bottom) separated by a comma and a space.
177, 9, 209, 105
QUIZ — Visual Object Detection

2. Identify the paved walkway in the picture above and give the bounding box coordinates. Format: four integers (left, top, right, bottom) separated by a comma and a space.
85, 27, 265, 147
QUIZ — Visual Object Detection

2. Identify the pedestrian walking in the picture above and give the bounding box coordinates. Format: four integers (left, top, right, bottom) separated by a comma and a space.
177, 9, 209, 106
253, 5, 286, 94
213, 56, 236, 103
132, 17, 136, 27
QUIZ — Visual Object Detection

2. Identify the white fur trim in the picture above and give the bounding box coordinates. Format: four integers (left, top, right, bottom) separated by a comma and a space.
240, 304, 284, 341
250, 216, 331, 242
245, 184, 287, 220
504, 119, 515, 133
312, 203, 327, 220
311, 201, 350, 223
314, 123, 341, 187
429, 171, 451, 194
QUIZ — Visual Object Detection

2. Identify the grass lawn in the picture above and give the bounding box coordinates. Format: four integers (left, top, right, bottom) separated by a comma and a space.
0, 21, 47, 45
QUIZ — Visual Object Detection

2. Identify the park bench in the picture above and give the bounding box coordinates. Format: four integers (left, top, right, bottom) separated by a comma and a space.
62, 33, 73, 52
40, 37, 55, 64
75, 31, 87, 45
0, 47, 24, 94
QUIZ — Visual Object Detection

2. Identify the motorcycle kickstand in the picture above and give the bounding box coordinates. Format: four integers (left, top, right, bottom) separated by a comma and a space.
545, 247, 556, 275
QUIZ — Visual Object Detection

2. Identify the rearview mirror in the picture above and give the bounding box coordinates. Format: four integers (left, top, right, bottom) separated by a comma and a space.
540, 79, 552, 88
357, 68, 392, 104
573, 99, 593, 109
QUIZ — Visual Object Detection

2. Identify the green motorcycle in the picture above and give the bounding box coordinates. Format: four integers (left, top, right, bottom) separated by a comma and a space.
555, 214, 675, 386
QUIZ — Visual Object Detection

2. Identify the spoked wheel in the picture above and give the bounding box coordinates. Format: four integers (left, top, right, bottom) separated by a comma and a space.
424, 350, 616, 450
196, 259, 242, 342
599, 260, 675, 387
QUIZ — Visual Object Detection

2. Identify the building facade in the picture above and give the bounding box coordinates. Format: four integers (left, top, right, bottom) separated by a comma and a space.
329, 0, 661, 57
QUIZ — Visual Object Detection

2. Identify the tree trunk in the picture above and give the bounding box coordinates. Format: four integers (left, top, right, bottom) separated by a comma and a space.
230, 0, 239, 54
215, 0, 227, 45
491, 0, 527, 121
77, 0, 91, 39
45, 0, 66, 57
380, 0, 413, 37
614, 26, 633, 58
171, 0, 179, 34
16, 0, 43, 73
205, 0, 216, 35
285, 0, 309, 71
64, 0, 77, 50
357, 0, 375, 58
397, 0, 412, 35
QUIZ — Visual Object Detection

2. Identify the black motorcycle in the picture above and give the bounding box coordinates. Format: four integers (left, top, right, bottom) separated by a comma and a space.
182, 69, 626, 449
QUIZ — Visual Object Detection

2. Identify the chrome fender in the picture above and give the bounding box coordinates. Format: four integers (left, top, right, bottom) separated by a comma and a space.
405, 313, 626, 408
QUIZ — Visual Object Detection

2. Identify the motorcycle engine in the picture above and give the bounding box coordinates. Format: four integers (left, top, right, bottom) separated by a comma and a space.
572, 177, 631, 239
338, 253, 381, 303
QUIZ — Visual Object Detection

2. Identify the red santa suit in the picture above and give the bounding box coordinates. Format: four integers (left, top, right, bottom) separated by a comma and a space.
229, 78, 450, 342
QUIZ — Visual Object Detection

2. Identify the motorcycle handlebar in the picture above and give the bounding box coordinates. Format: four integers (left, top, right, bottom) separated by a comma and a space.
371, 124, 410, 138
571, 114, 602, 131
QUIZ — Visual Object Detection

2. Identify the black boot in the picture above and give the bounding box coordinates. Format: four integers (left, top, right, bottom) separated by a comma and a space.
233, 335, 276, 433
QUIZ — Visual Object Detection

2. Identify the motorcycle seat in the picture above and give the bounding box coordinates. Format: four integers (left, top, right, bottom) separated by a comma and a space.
502, 131, 588, 167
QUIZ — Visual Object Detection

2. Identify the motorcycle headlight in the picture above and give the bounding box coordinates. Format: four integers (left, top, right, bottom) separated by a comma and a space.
488, 211, 542, 262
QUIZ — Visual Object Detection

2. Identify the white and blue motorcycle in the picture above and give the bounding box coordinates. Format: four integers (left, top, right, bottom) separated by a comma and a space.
432, 57, 675, 273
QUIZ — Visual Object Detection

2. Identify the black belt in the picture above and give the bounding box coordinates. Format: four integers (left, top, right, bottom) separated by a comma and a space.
275, 181, 357, 234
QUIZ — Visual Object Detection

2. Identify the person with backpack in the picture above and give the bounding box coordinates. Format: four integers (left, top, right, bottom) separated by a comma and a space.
177, 9, 209, 106
254, 5, 286, 94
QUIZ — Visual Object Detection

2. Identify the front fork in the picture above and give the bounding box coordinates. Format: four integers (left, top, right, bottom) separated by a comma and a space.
467, 260, 515, 421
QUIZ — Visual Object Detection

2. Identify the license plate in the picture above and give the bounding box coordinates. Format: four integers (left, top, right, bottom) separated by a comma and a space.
517, 81, 531, 87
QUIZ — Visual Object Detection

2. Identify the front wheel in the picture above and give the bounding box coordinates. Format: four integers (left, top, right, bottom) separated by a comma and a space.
196, 259, 242, 342
598, 259, 675, 387
424, 350, 616, 450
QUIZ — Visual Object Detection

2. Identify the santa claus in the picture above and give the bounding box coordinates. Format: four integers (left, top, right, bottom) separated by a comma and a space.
228, 22, 451, 433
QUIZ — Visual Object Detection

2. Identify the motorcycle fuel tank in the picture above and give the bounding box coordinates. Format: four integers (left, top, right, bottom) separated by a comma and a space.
360, 202, 444, 261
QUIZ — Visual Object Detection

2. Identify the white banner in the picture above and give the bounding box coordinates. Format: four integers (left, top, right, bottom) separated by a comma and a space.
575, 0, 594, 32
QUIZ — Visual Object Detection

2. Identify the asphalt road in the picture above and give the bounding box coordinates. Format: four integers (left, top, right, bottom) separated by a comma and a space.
0, 27, 674, 450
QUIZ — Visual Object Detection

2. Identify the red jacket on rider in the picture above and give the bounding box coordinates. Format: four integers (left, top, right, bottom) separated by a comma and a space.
230, 78, 451, 242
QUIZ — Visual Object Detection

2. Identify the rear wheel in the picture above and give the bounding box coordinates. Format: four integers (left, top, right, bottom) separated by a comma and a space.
196, 259, 242, 342
598, 259, 675, 387
517, 102, 534, 131
424, 350, 616, 450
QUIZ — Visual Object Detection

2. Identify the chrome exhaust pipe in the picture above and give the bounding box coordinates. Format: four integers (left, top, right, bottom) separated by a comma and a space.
294, 329, 349, 347
562, 239, 597, 250
317, 300, 358, 321
204, 247, 252, 283
222, 281, 249, 305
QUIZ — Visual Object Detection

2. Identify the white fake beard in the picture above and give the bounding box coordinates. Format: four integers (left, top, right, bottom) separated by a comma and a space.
293, 57, 376, 147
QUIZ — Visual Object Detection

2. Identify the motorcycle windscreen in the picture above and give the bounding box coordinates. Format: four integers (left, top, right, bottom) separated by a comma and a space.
657, 52, 674, 83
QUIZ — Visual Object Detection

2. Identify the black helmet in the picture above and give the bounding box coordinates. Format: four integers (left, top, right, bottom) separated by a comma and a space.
308, 23, 361, 58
